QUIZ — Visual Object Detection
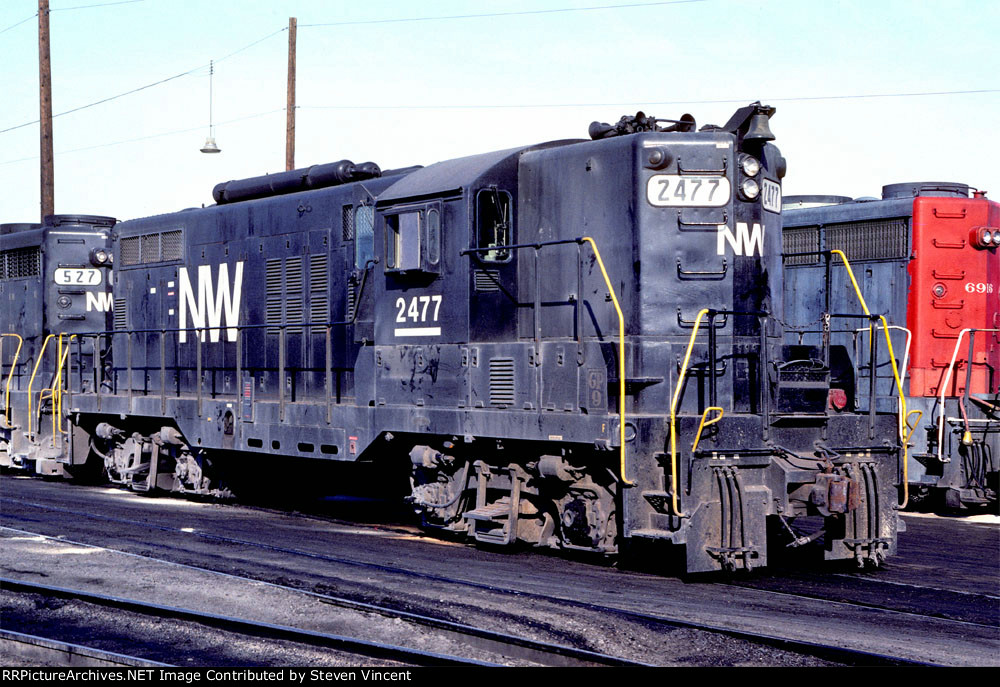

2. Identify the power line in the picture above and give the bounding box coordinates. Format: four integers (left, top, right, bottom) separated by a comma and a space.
51, 0, 146, 12
0, 108, 285, 166
0, 27, 286, 136
0, 1, 703, 133
300, 0, 705, 28
1, 0, 146, 34
0, 68, 199, 135
0, 14, 36, 35
298, 88, 1000, 111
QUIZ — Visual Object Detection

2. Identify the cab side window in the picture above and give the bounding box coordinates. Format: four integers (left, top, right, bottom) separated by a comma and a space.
476, 188, 512, 262
386, 211, 421, 271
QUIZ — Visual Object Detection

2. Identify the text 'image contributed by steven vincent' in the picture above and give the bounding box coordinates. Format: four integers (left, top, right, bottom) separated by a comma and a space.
3, 669, 415, 683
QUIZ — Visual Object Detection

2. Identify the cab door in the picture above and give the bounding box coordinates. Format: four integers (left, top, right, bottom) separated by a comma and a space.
468, 187, 517, 343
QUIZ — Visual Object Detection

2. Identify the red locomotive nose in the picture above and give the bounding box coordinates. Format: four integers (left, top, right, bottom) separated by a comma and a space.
828, 388, 848, 411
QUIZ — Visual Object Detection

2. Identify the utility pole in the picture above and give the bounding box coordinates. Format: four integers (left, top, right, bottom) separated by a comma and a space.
285, 17, 296, 171
39, 0, 54, 220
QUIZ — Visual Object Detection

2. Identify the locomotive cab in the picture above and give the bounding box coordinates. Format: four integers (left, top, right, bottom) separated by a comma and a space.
0, 215, 115, 476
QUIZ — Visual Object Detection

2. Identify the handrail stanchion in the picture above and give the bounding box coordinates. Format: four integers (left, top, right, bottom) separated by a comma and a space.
937, 328, 1000, 464
51, 334, 76, 444
127, 331, 133, 412
578, 237, 631, 487
692, 407, 724, 453
707, 310, 718, 408
830, 249, 911, 507
461, 236, 631, 486
279, 325, 286, 422
325, 325, 332, 424
1, 334, 24, 429
160, 329, 167, 415
196, 327, 203, 418
670, 309, 709, 517
27, 335, 55, 440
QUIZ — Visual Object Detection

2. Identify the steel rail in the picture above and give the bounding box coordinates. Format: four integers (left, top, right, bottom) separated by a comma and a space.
0, 524, 649, 667
0, 506, 951, 667
0, 628, 171, 668
0, 577, 500, 668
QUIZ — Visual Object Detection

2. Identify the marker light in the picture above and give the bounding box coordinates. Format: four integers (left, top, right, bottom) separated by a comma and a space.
971, 226, 1000, 248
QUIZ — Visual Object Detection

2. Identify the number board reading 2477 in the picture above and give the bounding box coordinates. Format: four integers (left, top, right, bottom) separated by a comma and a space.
646, 175, 731, 207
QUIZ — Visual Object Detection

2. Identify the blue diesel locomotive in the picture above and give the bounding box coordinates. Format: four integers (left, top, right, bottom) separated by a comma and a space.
1, 104, 907, 572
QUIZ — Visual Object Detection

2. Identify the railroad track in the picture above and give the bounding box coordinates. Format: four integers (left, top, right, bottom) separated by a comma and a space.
3, 576, 620, 667
0, 527, 648, 668
1, 514, 942, 667
5, 495, 997, 625
0, 628, 170, 667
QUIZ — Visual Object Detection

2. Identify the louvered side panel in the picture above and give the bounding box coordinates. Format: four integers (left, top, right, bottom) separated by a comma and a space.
489, 358, 515, 408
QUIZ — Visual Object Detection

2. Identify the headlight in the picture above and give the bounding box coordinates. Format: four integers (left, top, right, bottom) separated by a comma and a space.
740, 155, 760, 177
984, 232, 994, 245
741, 178, 760, 200
992, 230, 1000, 244
91, 248, 109, 265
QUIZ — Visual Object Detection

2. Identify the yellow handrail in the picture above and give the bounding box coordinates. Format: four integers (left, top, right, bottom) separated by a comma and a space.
1, 334, 24, 429
692, 407, 724, 453
27, 334, 55, 439
49, 334, 76, 443
670, 308, 710, 517
580, 237, 633, 486
830, 250, 915, 508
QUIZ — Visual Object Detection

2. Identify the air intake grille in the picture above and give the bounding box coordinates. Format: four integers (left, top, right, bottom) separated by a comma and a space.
120, 236, 140, 266
265, 259, 282, 334
140, 234, 160, 263
825, 218, 908, 261
119, 229, 183, 267
489, 358, 515, 407
309, 254, 328, 327
474, 269, 501, 292
342, 204, 354, 241
285, 257, 303, 333
782, 226, 820, 265
346, 281, 356, 322
113, 298, 127, 330
161, 230, 183, 260
0, 247, 41, 280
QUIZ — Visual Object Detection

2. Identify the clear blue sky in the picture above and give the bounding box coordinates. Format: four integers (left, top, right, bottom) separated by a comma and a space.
1, 0, 998, 222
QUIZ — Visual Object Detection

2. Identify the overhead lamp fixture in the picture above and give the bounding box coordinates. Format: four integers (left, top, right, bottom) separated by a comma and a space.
200, 60, 221, 154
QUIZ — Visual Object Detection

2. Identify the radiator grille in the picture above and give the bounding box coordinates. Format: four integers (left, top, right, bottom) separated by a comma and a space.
782, 226, 820, 265
489, 358, 515, 407
0, 247, 41, 280
825, 218, 908, 261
